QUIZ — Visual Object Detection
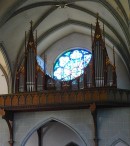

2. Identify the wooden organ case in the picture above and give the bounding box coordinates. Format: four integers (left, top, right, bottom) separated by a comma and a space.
91, 16, 117, 88
15, 17, 117, 93
0, 17, 124, 146
15, 21, 46, 93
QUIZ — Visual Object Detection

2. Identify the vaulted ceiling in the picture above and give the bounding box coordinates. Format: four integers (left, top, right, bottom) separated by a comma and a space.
0, 0, 130, 84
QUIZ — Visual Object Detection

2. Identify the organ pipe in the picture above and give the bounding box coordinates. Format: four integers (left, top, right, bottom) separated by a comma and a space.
24, 32, 27, 91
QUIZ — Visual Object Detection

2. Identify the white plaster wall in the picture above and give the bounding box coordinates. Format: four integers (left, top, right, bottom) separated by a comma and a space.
25, 131, 38, 146
107, 47, 130, 90
0, 68, 8, 94
98, 108, 130, 146
0, 68, 9, 146
24, 122, 84, 146
41, 122, 84, 146
13, 109, 93, 146
42, 32, 130, 90
13, 108, 130, 146
0, 117, 10, 146
43, 33, 91, 76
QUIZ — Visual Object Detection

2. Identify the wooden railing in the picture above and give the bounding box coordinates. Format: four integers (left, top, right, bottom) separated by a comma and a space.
0, 88, 130, 111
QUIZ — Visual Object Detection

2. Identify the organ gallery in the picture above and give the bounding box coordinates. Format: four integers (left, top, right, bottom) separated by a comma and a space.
0, 11, 129, 146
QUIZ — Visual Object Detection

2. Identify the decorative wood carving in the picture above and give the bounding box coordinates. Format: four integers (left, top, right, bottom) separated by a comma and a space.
0, 109, 14, 146
15, 15, 117, 94
90, 103, 98, 146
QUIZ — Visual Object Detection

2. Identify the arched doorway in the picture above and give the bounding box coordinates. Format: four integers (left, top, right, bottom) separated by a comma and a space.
111, 139, 129, 146
0, 66, 8, 94
23, 120, 86, 146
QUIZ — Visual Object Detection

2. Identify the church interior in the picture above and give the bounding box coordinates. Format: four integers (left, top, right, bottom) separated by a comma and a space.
0, 0, 130, 146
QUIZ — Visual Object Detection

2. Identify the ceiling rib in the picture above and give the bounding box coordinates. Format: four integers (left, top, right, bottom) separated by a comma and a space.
33, 6, 58, 30
0, 0, 28, 28
128, 0, 130, 9
1, 0, 129, 78
4, 1, 130, 52
8, 2, 128, 57
13, 3, 129, 73
6, 1, 129, 55
99, 0, 130, 49
69, 4, 128, 54
14, 6, 58, 74
37, 19, 130, 75
7, 1, 63, 21
115, 0, 128, 25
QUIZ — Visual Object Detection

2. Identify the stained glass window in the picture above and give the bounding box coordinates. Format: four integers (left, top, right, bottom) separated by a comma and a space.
53, 48, 92, 81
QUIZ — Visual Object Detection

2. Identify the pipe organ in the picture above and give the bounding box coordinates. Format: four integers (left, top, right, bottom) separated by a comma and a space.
15, 21, 45, 92
15, 16, 117, 93
92, 17, 108, 87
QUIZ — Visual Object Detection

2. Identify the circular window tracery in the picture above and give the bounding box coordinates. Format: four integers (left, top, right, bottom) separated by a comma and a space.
53, 48, 92, 81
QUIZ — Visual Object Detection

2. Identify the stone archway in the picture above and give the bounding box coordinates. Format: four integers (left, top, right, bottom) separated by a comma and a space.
21, 118, 87, 146
111, 139, 129, 146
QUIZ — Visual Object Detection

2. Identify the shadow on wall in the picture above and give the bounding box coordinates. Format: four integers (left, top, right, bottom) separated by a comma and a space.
65, 141, 79, 146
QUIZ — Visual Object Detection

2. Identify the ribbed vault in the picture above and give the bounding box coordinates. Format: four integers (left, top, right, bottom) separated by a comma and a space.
0, 0, 130, 89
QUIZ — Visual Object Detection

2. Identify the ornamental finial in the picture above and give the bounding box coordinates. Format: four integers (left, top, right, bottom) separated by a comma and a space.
30, 20, 33, 29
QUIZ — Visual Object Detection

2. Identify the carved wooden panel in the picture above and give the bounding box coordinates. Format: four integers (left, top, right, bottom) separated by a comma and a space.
84, 91, 91, 102
99, 90, 107, 101
62, 92, 70, 103
92, 90, 100, 102
0, 96, 4, 106
5, 96, 11, 106
0, 89, 130, 110
12, 95, 18, 106
54, 92, 62, 104
19, 95, 25, 105
76, 91, 84, 103
40, 94, 46, 105
26, 95, 32, 105
47, 93, 55, 104
33, 94, 39, 105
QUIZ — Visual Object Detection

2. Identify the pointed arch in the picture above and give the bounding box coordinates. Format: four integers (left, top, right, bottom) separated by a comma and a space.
0, 64, 9, 93
111, 138, 129, 146
0, 42, 12, 93
21, 117, 87, 146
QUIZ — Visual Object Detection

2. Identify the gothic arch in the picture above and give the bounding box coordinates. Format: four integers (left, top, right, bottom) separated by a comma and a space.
0, 43, 11, 93
21, 117, 87, 146
111, 138, 129, 146
0, 64, 9, 93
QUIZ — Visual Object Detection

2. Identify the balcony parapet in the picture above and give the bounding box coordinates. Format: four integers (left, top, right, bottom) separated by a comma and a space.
0, 88, 130, 111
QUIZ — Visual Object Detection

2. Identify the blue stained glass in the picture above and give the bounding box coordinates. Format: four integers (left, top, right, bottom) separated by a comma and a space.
54, 62, 59, 69
65, 52, 71, 56
53, 48, 92, 81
